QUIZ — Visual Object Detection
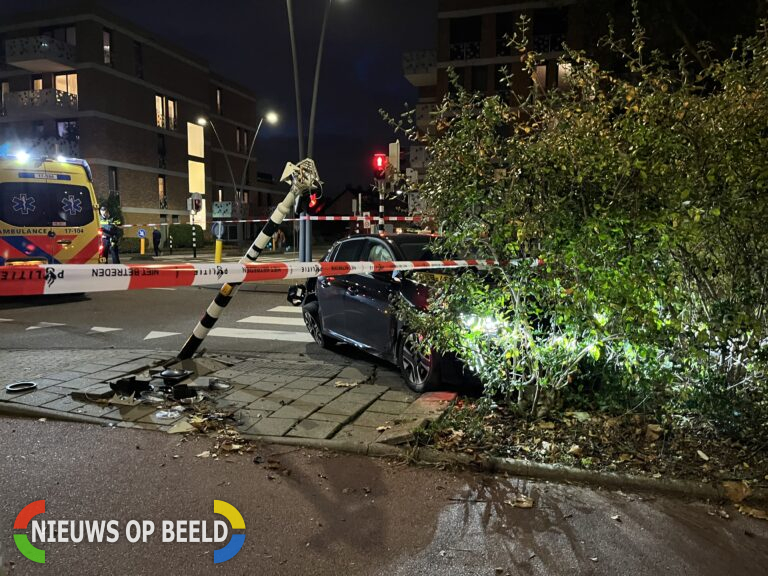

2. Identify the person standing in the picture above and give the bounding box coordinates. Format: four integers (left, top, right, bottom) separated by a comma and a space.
98, 205, 121, 264
152, 227, 162, 257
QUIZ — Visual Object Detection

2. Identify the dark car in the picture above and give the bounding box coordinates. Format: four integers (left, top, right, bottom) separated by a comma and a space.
289, 233, 473, 392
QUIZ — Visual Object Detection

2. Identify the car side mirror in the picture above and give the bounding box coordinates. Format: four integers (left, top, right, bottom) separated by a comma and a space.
287, 284, 305, 306
391, 269, 403, 284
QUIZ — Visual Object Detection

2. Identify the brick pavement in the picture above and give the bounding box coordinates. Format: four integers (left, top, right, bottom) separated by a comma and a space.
0, 349, 455, 445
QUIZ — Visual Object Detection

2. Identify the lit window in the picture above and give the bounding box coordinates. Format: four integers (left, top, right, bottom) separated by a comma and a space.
242, 191, 249, 204
155, 95, 178, 130
57, 119, 79, 141
55, 73, 78, 96
216, 88, 222, 114
103, 29, 112, 65
33, 78, 43, 91
217, 188, 222, 202
557, 63, 572, 90
158, 175, 167, 208
535, 64, 547, 92
167, 98, 177, 130
235, 127, 240, 152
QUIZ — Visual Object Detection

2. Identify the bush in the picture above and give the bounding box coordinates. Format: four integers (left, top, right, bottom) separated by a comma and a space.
388, 13, 768, 443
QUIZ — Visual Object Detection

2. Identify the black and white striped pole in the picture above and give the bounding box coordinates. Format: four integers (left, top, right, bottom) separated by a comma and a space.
177, 158, 320, 360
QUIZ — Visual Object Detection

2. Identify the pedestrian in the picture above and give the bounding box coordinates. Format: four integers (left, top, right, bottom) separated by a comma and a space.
276, 228, 286, 251
98, 205, 121, 264
152, 227, 162, 257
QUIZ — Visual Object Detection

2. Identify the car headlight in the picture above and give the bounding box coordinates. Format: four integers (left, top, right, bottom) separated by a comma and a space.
460, 314, 504, 335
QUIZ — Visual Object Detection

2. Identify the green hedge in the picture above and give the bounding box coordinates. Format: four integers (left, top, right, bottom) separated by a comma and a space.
167, 224, 206, 249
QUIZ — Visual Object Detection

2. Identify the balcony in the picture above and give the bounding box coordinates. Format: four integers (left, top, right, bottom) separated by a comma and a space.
3, 89, 78, 119
402, 50, 437, 87
5, 36, 76, 73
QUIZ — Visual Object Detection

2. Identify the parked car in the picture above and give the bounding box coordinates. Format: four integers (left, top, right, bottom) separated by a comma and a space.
288, 233, 477, 392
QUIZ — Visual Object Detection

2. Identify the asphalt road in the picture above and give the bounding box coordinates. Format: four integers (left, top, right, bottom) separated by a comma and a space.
1, 418, 767, 576
0, 286, 323, 356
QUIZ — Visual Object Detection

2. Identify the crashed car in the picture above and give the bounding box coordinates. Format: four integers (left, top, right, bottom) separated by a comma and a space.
288, 233, 484, 392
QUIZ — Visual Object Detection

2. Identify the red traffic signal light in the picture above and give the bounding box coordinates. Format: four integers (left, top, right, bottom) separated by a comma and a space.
373, 153, 388, 179
309, 193, 317, 209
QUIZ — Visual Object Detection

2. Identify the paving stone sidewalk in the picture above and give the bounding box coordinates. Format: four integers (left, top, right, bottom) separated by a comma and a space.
0, 349, 455, 446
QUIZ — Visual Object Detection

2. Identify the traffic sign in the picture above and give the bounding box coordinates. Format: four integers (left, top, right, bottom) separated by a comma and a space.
211, 221, 224, 239
138, 228, 146, 239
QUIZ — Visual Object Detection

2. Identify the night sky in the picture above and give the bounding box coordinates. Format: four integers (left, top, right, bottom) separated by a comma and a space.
0, 0, 438, 192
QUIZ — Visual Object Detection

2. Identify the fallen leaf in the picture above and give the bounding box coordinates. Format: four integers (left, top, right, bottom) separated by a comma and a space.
196, 451, 211, 458
590, 557, 598, 562
617, 453, 633, 463
568, 411, 591, 422
718, 509, 730, 520
568, 444, 582, 456
538, 421, 555, 430
505, 495, 535, 509
37, 418, 47, 422
645, 424, 662, 442
722, 480, 752, 503
376, 425, 392, 433
736, 504, 768, 521
697, 450, 710, 462
611, 515, 621, 522
334, 381, 357, 388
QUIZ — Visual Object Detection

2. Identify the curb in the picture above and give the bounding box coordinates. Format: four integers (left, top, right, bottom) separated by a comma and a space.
5, 402, 766, 505
0, 401, 109, 426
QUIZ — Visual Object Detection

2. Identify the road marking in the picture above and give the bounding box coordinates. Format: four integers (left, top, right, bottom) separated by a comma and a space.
267, 306, 303, 314
0, 318, 13, 322
238, 315, 306, 326
89, 326, 123, 333
208, 327, 313, 342
26, 322, 66, 331
144, 331, 181, 340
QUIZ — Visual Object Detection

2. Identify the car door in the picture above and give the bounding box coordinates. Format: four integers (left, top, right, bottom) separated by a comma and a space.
342, 239, 399, 355
316, 238, 365, 336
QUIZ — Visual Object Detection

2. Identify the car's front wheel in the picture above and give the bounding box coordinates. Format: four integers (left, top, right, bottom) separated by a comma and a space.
303, 301, 336, 349
397, 331, 440, 393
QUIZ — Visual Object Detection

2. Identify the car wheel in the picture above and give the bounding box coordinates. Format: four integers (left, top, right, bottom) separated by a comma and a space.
303, 302, 336, 349
398, 331, 440, 393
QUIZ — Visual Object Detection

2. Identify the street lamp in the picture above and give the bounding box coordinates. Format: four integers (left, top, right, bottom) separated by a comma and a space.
196, 112, 278, 242
286, 0, 346, 261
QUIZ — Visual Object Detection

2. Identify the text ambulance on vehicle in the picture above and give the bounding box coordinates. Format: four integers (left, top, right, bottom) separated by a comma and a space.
0, 154, 102, 265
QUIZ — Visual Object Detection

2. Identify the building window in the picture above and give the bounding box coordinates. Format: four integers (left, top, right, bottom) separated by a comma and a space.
160, 213, 167, 223
216, 88, 222, 114
535, 64, 547, 92
66, 26, 77, 46
158, 175, 167, 209
449, 16, 481, 60
1, 81, 8, 113
217, 188, 222, 202
157, 133, 167, 168
155, 94, 178, 130
235, 127, 240, 152
134, 41, 144, 79
172, 214, 179, 224
57, 119, 79, 141
471, 66, 488, 94
55, 73, 78, 95
32, 77, 43, 91
33, 121, 45, 137
242, 191, 249, 204
243, 130, 249, 153
103, 29, 112, 65
557, 63, 572, 90
108, 166, 118, 194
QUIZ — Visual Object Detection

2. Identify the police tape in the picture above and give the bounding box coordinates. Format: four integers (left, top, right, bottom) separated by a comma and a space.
117, 215, 423, 229
0, 259, 497, 296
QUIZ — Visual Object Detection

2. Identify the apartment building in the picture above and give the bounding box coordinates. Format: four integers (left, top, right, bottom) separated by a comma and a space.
0, 5, 282, 240
403, 0, 582, 178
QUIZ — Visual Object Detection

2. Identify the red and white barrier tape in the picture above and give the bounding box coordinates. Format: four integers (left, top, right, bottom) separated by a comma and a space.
0, 259, 496, 297
118, 215, 423, 229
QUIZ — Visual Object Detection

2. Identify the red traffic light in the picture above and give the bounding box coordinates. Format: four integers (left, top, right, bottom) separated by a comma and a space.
309, 193, 317, 208
373, 153, 388, 179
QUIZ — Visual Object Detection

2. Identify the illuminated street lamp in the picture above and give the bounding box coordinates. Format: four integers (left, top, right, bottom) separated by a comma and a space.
196, 112, 278, 240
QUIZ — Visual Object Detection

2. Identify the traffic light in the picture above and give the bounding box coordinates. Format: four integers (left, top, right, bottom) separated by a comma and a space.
373, 153, 388, 180
193, 198, 202, 212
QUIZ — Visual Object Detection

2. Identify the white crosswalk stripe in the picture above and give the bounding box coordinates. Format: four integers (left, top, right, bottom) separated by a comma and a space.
238, 315, 306, 326
267, 306, 303, 314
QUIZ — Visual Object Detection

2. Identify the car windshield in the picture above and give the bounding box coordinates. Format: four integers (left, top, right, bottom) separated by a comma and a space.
393, 238, 433, 260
